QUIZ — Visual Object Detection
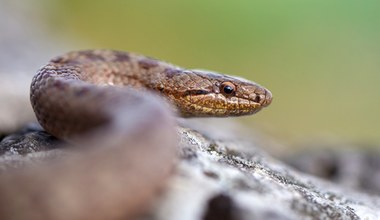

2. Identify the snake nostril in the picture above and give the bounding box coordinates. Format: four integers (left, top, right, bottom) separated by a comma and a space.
254, 95, 261, 103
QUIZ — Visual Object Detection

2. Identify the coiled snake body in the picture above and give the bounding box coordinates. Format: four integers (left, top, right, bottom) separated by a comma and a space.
0, 50, 272, 220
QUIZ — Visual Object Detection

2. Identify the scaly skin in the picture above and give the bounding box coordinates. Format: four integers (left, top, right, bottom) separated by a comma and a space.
0, 50, 272, 220
40, 49, 272, 119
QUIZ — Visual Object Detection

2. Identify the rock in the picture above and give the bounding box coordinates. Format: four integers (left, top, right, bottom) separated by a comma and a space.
141, 126, 380, 220
283, 144, 380, 197
0, 123, 60, 156
1, 124, 380, 220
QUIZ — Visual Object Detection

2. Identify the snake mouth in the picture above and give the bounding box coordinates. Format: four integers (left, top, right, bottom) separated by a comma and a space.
177, 92, 266, 117
184, 89, 272, 107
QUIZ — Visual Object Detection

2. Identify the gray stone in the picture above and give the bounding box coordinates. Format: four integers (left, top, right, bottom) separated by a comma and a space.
283, 145, 380, 197
1, 124, 380, 219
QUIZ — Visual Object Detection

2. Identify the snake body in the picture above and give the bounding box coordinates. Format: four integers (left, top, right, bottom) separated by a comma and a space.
0, 50, 272, 220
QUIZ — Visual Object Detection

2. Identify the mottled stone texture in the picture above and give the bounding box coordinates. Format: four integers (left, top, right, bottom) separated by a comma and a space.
1, 124, 380, 220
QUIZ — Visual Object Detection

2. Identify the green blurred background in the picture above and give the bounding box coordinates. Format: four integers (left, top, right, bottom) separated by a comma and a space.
39, 0, 379, 145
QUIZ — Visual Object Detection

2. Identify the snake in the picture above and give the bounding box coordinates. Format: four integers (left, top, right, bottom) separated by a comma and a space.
0, 50, 272, 220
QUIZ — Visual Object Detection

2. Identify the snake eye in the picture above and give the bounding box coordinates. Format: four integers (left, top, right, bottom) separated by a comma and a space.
221, 82, 235, 95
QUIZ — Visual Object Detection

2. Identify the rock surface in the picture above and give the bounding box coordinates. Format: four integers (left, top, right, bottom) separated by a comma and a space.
283, 145, 380, 197
1, 124, 380, 220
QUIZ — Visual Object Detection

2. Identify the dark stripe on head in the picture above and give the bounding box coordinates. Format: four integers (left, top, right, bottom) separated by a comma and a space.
184, 90, 209, 96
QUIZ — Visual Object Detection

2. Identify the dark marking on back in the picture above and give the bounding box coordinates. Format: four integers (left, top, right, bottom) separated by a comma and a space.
138, 59, 158, 69
51, 56, 64, 64
55, 59, 81, 66
79, 51, 106, 61
164, 68, 181, 78
113, 51, 130, 62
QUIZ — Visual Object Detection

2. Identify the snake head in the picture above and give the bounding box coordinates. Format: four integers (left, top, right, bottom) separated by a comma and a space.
155, 69, 272, 117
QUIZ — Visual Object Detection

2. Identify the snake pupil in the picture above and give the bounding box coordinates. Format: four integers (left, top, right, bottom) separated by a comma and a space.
223, 86, 233, 94
220, 82, 236, 95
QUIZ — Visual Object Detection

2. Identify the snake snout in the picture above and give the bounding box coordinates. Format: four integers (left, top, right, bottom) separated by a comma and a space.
249, 87, 272, 107
261, 88, 272, 107
250, 87, 272, 108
